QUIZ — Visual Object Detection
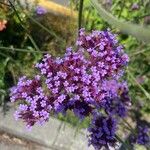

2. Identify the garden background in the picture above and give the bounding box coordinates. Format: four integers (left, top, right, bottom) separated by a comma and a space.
0, 0, 150, 150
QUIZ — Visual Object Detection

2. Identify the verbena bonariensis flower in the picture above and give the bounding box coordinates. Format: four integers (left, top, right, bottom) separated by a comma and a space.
36, 6, 47, 15
101, 80, 131, 117
35, 49, 94, 117
77, 28, 129, 80
10, 29, 130, 149
88, 113, 117, 150
131, 3, 139, 10
10, 75, 52, 129
130, 126, 150, 146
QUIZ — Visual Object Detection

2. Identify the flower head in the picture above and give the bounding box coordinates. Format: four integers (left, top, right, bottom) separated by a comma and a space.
36, 6, 47, 15
130, 126, 150, 146
10, 76, 52, 128
101, 81, 131, 117
10, 29, 130, 147
77, 29, 129, 80
131, 3, 139, 10
88, 113, 117, 150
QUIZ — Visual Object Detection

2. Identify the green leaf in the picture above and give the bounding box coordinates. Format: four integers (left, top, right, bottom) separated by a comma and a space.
91, 0, 150, 44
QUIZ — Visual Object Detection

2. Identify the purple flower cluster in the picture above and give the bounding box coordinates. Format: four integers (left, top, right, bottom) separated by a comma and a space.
10, 76, 52, 129
77, 29, 129, 80
10, 29, 130, 149
35, 50, 93, 118
101, 81, 131, 118
88, 113, 117, 150
130, 126, 150, 146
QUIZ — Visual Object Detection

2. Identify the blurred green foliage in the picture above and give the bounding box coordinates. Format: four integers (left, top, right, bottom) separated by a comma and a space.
0, 3, 41, 107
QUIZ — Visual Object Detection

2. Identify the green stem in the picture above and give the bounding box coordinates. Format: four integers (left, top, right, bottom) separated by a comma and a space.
27, 15, 65, 46
130, 48, 150, 57
0, 89, 6, 95
27, 35, 40, 51
0, 46, 49, 54
115, 135, 131, 150
78, 0, 84, 30
127, 69, 150, 101
0, 51, 16, 62
8, 0, 40, 51
122, 119, 136, 135
0, 51, 10, 58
